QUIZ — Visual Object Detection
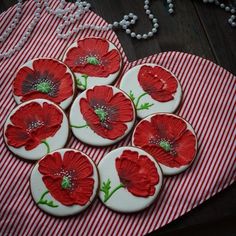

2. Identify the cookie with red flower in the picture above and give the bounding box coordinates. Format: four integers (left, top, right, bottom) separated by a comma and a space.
119, 63, 182, 119
4, 99, 69, 161
132, 113, 198, 175
13, 58, 75, 110
69, 85, 135, 146
30, 149, 99, 216
63, 37, 122, 90
98, 147, 163, 213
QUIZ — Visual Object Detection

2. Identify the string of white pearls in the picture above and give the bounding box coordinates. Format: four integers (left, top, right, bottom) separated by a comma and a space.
203, 0, 236, 27
0, 0, 23, 43
0, 0, 41, 59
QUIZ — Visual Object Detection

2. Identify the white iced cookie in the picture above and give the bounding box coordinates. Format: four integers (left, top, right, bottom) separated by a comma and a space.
98, 146, 163, 213
30, 149, 99, 216
119, 63, 182, 119
132, 113, 198, 175
62, 37, 122, 90
69, 85, 136, 146
13, 58, 75, 110
4, 99, 69, 161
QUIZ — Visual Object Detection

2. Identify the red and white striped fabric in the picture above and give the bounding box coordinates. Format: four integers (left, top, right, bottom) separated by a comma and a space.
0, 1, 235, 235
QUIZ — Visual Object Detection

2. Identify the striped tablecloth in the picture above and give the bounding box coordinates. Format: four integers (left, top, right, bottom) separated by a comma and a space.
0, 1, 235, 235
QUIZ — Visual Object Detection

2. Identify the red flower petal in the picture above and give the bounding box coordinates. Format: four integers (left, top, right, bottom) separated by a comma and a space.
133, 114, 196, 168
115, 150, 159, 197
64, 38, 120, 77
138, 65, 178, 102
173, 130, 197, 166
5, 125, 29, 148
42, 176, 75, 206
38, 152, 63, 176
13, 59, 73, 104
38, 151, 95, 206
13, 67, 35, 96
108, 92, 134, 122
151, 115, 187, 141
80, 86, 133, 140
5, 102, 63, 150
63, 151, 94, 179
133, 120, 157, 147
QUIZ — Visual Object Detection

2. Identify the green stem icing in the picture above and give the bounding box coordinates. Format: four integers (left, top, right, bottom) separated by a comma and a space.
100, 179, 125, 203
70, 124, 88, 128
41, 140, 50, 154
135, 92, 148, 107
76, 74, 88, 90
37, 190, 59, 208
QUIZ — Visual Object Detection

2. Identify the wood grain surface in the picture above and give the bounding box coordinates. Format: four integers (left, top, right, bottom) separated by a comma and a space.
1, 1, 235, 236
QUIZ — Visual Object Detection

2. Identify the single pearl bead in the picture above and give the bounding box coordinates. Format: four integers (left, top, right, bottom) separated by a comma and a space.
148, 31, 153, 37
113, 21, 119, 27
126, 29, 131, 34
131, 32, 136, 37
130, 19, 135, 24
142, 34, 148, 39
168, 8, 174, 14
220, 3, 225, 8
152, 18, 158, 23
225, 6, 230, 12
144, 5, 149, 10
136, 34, 141, 39
107, 24, 113, 29
146, 9, 151, 14
169, 3, 174, 8
149, 14, 154, 19
154, 23, 159, 28
152, 28, 157, 33
124, 15, 129, 20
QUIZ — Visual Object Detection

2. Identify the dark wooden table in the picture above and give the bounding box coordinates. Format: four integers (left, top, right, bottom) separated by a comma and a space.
1, 1, 236, 236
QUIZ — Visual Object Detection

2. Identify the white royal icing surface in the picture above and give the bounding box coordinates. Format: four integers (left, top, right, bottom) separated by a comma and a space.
62, 37, 122, 90
119, 63, 182, 119
69, 85, 136, 146
4, 99, 69, 161
30, 148, 99, 217
132, 113, 198, 175
13, 58, 75, 110
98, 146, 163, 213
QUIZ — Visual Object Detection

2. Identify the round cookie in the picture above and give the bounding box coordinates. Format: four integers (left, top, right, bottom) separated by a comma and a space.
62, 37, 122, 90
13, 58, 76, 110
30, 149, 99, 217
69, 85, 136, 146
132, 113, 198, 175
98, 146, 163, 213
119, 63, 182, 119
4, 99, 69, 161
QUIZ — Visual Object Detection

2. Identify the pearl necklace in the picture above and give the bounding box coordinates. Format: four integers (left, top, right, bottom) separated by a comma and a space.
0, 0, 235, 59
0, 0, 174, 59
203, 0, 236, 27
0, 0, 41, 59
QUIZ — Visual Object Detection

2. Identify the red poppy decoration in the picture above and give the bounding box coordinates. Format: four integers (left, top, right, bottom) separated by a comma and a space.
5, 102, 63, 150
133, 114, 197, 168
138, 65, 178, 102
38, 151, 94, 206
115, 150, 159, 197
64, 38, 121, 77
80, 86, 134, 140
13, 59, 73, 104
